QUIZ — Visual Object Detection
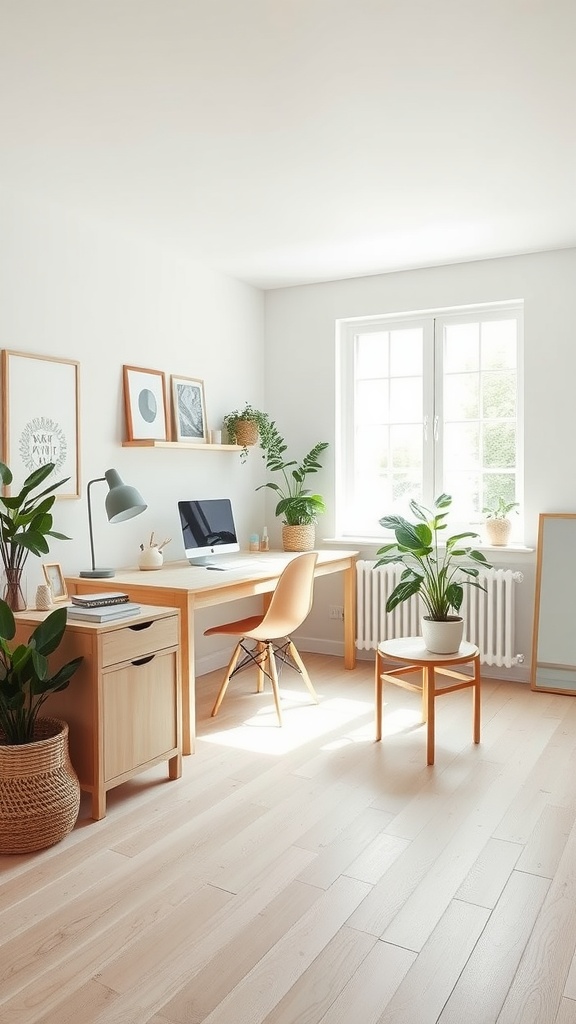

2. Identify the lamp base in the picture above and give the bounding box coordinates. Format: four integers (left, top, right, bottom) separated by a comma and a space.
79, 568, 115, 578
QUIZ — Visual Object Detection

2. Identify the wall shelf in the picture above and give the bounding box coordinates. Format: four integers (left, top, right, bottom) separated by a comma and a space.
122, 440, 239, 451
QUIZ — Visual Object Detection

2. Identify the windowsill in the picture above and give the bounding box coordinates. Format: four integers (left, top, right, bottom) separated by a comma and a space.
323, 536, 534, 555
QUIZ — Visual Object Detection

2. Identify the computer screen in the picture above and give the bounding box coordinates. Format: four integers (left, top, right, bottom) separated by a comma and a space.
178, 498, 240, 565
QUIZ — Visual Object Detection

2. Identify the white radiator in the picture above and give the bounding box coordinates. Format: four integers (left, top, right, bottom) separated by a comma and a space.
356, 560, 523, 668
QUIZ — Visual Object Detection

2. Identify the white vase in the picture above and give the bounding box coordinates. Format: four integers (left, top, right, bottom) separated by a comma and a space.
421, 615, 464, 654
138, 547, 164, 571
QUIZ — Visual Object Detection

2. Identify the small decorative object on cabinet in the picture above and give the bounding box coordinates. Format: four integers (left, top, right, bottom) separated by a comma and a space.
482, 497, 519, 546
0, 461, 71, 611
256, 420, 328, 551
13, 604, 182, 820
223, 404, 271, 463
0, 602, 83, 854
375, 494, 492, 654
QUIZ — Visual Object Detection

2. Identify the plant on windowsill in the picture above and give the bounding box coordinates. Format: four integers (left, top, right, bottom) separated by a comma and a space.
256, 419, 328, 551
0, 599, 84, 853
482, 497, 519, 547
375, 493, 492, 653
0, 461, 71, 611
222, 404, 272, 463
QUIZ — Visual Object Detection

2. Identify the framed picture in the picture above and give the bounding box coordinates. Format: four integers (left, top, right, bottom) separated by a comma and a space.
42, 562, 68, 602
123, 366, 169, 441
170, 375, 207, 443
1, 350, 80, 498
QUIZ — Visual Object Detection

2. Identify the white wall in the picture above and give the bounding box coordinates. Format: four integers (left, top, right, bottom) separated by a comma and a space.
0, 187, 267, 665
265, 248, 576, 679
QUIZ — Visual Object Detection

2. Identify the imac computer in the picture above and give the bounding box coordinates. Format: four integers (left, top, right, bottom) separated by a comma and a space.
178, 498, 242, 568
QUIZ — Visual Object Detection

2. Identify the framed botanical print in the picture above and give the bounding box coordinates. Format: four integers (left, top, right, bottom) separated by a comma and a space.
1, 350, 81, 497
170, 375, 207, 443
123, 365, 169, 441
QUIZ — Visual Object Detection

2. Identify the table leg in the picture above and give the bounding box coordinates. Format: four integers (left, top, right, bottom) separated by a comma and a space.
343, 562, 357, 670
425, 666, 435, 766
180, 594, 195, 756
375, 649, 382, 741
473, 653, 481, 744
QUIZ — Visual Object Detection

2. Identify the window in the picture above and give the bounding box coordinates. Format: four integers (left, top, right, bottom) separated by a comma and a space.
336, 302, 523, 539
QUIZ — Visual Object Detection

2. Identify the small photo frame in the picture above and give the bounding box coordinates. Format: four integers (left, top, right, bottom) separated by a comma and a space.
170, 375, 207, 443
42, 562, 68, 602
123, 366, 169, 441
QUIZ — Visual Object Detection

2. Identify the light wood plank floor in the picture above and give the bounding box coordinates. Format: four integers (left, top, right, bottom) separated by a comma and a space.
2, 654, 576, 1023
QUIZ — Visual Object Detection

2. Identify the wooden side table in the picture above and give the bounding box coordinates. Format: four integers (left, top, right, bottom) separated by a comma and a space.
14, 605, 182, 819
375, 637, 481, 765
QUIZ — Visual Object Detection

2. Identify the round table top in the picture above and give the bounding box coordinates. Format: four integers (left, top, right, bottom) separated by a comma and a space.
377, 637, 479, 665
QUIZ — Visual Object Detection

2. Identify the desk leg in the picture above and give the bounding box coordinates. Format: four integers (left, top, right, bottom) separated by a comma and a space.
375, 649, 382, 741
343, 562, 357, 670
180, 594, 196, 756
473, 654, 481, 744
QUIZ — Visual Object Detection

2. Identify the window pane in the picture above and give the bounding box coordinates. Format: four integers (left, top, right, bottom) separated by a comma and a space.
483, 423, 516, 468
482, 371, 516, 418
444, 323, 479, 372
442, 471, 481, 520
390, 329, 423, 376
482, 474, 516, 511
444, 422, 480, 470
389, 377, 422, 422
444, 372, 480, 420
356, 332, 388, 378
481, 320, 516, 369
356, 379, 389, 425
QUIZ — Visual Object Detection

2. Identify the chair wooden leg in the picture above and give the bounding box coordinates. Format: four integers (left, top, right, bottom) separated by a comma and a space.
473, 653, 481, 744
267, 642, 283, 727
256, 641, 266, 693
211, 642, 242, 717
375, 649, 382, 741
287, 641, 318, 703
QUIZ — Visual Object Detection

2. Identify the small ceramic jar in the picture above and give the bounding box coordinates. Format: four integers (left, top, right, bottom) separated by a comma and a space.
138, 547, 164, 571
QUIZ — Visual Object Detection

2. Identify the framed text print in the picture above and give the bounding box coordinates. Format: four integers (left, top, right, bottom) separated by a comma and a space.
1, 350, 81, 498
170, 375, 207, 443
123, 365, 169, 441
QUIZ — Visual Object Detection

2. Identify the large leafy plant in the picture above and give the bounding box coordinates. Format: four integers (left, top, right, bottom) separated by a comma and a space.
0, 601, 83, 744
0, 461, 71, 575
257, 420, 328, 525
375, 493, 492, 620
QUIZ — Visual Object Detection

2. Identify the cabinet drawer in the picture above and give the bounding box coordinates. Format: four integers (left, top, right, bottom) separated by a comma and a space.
101, 614, 179, 668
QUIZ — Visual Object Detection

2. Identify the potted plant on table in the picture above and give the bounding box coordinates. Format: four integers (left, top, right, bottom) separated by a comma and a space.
257, 420, 329, 551
223, 404, 271, 463
482, 497, 519, 547
0, 600, 83, 853
0, 461, 71, 610
375, 493, 492, 653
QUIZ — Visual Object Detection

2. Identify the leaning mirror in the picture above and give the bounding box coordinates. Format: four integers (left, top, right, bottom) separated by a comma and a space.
531, 513, 576, 694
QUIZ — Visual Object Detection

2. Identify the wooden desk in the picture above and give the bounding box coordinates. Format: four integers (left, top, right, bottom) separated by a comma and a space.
66, 549, 358, 755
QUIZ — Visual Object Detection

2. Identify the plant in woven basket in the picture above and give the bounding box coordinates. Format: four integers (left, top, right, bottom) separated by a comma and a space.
256, 420, 328, 526
222, 404, 271, 463
0, 600, 83, 744
0, 461, 71, 610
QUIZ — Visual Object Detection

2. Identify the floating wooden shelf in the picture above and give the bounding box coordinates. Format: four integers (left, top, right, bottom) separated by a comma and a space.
122, 440, 240, 451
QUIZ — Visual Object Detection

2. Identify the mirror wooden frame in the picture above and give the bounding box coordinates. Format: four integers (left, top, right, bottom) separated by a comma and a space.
531, 512, 576, 695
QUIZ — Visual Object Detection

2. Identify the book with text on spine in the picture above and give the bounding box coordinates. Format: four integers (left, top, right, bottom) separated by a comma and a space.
70, 592, 130, 608
67, 602, 141, 623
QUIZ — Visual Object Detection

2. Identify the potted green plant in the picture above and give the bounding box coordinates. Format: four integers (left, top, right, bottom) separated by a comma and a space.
0, 600, 83, 853
482, 497, 519, 547
223, 404, 271, 463
257, 419, 328, 551
375, 493, 492, 653
0, 461, 71, 610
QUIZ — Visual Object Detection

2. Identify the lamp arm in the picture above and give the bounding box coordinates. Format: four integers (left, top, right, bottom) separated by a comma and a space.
86, 477, 105, 572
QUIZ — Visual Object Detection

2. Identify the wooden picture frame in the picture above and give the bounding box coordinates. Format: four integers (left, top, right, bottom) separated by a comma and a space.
42, 562, 68, 602
123, 366, 169, 441
1, 350, 81, 498
170, 375, 207, 443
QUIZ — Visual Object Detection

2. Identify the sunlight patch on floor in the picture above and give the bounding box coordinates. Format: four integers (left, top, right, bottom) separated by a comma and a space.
200, 691, 373, 754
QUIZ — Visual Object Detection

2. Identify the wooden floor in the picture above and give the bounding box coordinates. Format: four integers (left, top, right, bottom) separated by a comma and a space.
2, 653, 576, 1023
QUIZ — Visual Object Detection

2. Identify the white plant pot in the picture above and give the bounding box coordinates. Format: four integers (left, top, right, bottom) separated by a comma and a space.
484, 518, 511, 546
421, 615, 464, 655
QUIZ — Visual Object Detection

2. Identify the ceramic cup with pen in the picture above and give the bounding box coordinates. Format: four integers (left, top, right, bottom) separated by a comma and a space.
138, 533, 171, 571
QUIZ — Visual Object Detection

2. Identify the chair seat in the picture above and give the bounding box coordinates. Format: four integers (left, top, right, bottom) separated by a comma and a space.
204, 615, 264, 638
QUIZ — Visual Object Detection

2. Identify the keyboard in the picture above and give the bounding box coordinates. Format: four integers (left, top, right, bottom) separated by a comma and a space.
203, 560, 255, 571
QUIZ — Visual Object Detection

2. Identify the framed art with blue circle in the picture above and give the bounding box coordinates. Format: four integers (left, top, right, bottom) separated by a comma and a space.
123, 365, 169, 442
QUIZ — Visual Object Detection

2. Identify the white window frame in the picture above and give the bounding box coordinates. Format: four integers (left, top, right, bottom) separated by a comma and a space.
335, 300, 524, 540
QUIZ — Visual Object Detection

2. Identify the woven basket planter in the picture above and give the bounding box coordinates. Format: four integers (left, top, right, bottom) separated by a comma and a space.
234, 419, 259, 447
282, 524, 316, 552
484, 518, 512, 546
0, 717, 80, 855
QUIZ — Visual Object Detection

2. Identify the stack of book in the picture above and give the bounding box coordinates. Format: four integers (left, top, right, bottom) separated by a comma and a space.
67, 592, 142, 622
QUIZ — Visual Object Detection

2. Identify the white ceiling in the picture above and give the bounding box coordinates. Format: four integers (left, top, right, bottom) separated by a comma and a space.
1, 1, 575, 290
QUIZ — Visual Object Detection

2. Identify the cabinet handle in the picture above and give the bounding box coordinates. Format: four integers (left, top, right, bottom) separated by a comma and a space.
129, 621, 154, 632
132, 654, 155, 667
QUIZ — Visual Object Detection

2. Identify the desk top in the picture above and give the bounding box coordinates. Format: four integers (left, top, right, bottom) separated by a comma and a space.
65, 549, 359, 602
